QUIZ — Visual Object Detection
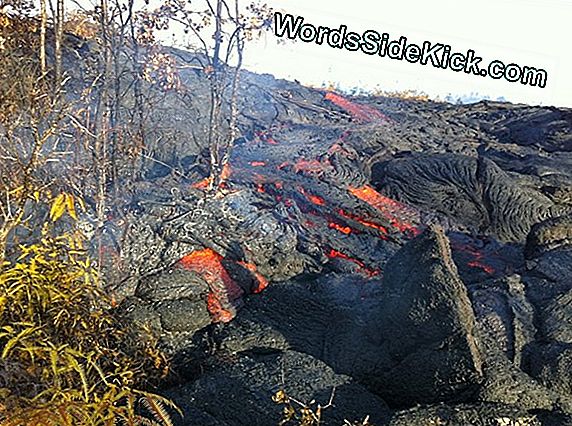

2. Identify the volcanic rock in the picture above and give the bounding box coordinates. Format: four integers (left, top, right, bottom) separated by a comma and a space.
373, 154, 567, 242
468, 275, 536, 366
522, 249, 572, 309
370, 224, 483, 405
388, 403, 570, 426
525, 214, 572, 259
164, 350, 392, 426
486, 105, 572, 152
525, 341, 572, 410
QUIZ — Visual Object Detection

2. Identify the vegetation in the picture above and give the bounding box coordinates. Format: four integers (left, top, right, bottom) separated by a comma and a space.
0, 5, 181, 424
273, 389, 375, 426
0, 1, 379, 424
0, 197, 179, 425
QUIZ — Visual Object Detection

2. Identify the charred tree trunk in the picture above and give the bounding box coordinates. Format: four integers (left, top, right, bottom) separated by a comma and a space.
54, 0, 64, 86
39, 0, 47, 75
220, 0, 243, 174
207, 0, 225, 193
93, 0, 113, 271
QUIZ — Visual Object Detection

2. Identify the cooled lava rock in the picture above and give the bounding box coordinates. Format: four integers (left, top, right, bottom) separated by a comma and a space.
163, 350, 392, 426
373, 153, 570, 242
369, 224, 483, 405
66, 46, 572, 424
388, 403, 571, 426
525, 214, 572, 259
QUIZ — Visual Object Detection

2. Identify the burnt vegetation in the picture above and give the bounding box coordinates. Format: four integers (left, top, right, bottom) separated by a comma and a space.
1, 0, 572, 425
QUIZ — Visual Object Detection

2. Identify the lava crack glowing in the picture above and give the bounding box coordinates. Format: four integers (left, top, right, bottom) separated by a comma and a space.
325, 92, 391, 124
178, 248, 243, 323
348, 185, 421, 236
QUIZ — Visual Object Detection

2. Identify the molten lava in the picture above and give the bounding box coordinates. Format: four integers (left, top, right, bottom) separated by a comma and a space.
348, 185, 420, 236
191, 177, 210, 190
256, 130, 279, 145
468, 260, 495, 274
192, 163, 233, 191
298, 187, 326, 206
327, 249, 380, 277
325, 92, 391, 124
293, 159, 329, 175
237, 261, 269, 294
450, 238, 497, 275
328, 222, 352, 235
338, 209, 389, 236
178, 248, 243, 323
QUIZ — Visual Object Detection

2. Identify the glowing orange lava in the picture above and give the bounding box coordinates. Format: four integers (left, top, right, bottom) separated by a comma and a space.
467, 260, 495, 274
348, 185, 420, 236
338, 209, 389, 236
191, 163, 233, 191
178, 248, 243, 323
256, 131, 279, 145
329, 222, 352, 235
266, 137, 279, 145
294, 159, 327, 174
325, 92, 391, 124
238, 261, 269, 294
299, 187, 326, 206
327, 249, 380, 277
450, 239, 497, 275
192, 177, 210, 190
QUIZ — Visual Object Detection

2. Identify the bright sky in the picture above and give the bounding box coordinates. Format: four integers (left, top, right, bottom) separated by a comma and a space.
242, 0, 571, 107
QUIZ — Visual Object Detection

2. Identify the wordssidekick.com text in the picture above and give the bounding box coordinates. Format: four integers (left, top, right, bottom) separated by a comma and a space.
274, 12, 548, 88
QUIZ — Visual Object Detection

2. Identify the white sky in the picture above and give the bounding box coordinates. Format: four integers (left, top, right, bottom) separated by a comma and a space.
241, 0, 572, 107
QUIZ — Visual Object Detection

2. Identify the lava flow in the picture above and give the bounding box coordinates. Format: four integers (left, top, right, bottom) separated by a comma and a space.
178, 248, 244, 322
237, 261, 269, 294
328, 221, 352, 235
449, 237, 498, 275
338, 209, 389, 237
327, 249, 381, 277
192, 163, 232, 190
325, 92, 391, 124
348, 185, 421, 237
255, 130, 279, 145
298, 187, 326, 206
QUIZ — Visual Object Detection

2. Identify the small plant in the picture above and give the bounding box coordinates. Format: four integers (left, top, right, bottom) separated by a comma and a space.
273, 388, 335, 426
273, 388, 376, 426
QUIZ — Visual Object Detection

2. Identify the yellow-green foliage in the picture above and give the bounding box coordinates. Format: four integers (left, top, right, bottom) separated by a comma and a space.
0, 219, 179, 425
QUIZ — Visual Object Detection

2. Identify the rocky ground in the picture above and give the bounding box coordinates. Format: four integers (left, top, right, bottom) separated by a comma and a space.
92, 47, 572, 425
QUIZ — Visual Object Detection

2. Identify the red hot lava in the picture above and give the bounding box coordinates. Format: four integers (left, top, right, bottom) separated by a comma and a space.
178, 248, 244, 323
294, 159, 330, 175
449, 239, 497, 275
298, 187, 326, 206
328, 222, 352, 235
238, 261, 269, 294
325, 92, 391, 124
348, 185, 421, 237
337, 209, 389, 237
327, 249, 381, 277
192, 163, 233, 191
256, 130, 279, 145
